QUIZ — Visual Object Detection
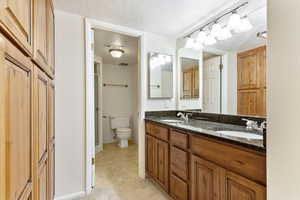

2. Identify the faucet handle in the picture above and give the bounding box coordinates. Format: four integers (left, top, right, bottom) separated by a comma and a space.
242, 118, 257, 126
177, 112, 184, 117
186, 113, 193, 117
260, 121, 267, 129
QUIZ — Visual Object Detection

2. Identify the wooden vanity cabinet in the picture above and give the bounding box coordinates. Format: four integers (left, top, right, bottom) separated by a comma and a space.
146, 124, 169, 192
145, 121, 266, 200
191, 155, 224, 200
224, 171, 266, 200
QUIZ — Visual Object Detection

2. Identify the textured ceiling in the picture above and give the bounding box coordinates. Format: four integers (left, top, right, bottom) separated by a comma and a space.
54, 0, 236, 37
94, 29, 138, 65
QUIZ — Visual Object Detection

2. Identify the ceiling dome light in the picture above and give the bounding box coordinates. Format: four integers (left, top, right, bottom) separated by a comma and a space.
236, 16, 253, 32
184, 37, 194, 49
210, 22, 222, 37
227, 11, 242, 31
196, 30, 207, 43
204, 34, 216, 46
109, 49, 124, 58
217, 26, 232, 40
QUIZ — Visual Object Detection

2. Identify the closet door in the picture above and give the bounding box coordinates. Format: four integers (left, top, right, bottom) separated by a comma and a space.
48, 143, 55, 200
37, 158, 48, 200
35, 67, 48, 163
33, 0, 48, 70
237, 51, 259, 90
0, 34, 33, 200
46, 0, 55, 77
0, 0, 33, 55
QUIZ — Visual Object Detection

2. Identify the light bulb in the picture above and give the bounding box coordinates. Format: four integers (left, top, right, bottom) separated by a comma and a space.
204, 34, 216, 46
184, 37, 194, 49
196, 30, 207, 43
236, 16, 253, 32
227, 12, 242, 31
210, 22, 222, 37
217, 26, 232, 40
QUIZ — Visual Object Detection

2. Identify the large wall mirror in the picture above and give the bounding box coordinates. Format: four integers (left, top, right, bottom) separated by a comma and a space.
180, 58, 199, 99
148, 52, 173, 99
179, 1, 267, 117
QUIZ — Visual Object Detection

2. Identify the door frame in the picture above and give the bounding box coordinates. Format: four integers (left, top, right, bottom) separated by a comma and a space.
84, 18, 146, 194
94, 56, 103, 153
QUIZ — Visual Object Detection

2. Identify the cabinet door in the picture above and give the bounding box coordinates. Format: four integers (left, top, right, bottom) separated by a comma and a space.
259, 47, 266, 88
0, 35, 33, 200
48, 81, 55, 143
238, 52, 259, 89
156, 139, 169, 192
237, 89, 259, 116
0, 0, 33, 54
225, 171, 266, 200
35, 67, 48, 162
33, 0, 48, 69
146, 135, 157, 177
37, 159, 48, 200
183, 71, 192, 98
48, 143, 55, 200
191, 155, 224, 200
170, 174, 188, 200
46, 0, 55, 76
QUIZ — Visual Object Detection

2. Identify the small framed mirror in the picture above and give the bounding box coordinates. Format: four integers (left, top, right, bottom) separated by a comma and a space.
148, 52, 173, 99
180, 57, 200, 99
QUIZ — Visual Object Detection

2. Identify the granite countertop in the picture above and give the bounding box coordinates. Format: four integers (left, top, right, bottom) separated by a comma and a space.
145, 116, 265, 152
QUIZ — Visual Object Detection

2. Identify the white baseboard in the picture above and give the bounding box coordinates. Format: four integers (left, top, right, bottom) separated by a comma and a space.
54, 191, 86, 200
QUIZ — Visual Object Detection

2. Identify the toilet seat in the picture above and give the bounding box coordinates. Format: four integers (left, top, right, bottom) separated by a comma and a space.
116, 128, 131, 133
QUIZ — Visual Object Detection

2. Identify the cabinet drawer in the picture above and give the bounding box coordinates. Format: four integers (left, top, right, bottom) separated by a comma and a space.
170, 174, 188, 200
190, 135, 266, 185
146, 122, 169, 141
171, 146, 188, 181
171, 130, 188, 149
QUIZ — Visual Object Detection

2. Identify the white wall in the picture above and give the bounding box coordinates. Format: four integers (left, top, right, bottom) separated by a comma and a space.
177, 48, 203, 110
55, 10, 85, 198
144, 33, 177, 111
102, 63, 138, 143
268, 0, 300, 199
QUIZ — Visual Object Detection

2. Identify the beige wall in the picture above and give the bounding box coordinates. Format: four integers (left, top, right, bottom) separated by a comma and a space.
268, 0, 300, 199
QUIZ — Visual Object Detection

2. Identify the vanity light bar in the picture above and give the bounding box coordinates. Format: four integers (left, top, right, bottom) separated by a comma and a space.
184, 1, 249, 39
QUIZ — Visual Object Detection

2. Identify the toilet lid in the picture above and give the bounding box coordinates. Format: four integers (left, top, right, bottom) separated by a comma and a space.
117, 128, 131, 132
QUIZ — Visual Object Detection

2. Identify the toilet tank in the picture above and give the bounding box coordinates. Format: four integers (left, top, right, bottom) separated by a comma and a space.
110, 116, 130, 129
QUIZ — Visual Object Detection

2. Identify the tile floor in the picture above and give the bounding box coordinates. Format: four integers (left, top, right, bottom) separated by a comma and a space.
80, 142, 169, 200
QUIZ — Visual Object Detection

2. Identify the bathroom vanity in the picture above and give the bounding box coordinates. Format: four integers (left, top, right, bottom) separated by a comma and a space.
145, 113, 266, 200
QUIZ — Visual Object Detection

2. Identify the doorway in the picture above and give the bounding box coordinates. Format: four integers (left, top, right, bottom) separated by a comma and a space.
202, 52, 222, 113
84, 18, 150, 198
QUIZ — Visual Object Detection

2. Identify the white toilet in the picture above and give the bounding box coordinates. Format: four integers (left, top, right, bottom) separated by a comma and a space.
110, 116, 132, 148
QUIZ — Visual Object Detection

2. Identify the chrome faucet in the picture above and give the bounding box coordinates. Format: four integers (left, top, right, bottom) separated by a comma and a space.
242, 119, 267, 132
177, 112, 192, 123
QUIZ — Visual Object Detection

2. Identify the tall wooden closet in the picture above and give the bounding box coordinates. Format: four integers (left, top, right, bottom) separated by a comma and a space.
0, 0, 55, 200
237, 46, 266, 116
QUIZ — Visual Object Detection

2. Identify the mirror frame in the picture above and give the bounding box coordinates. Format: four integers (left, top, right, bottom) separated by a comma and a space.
148, 52, 174, 99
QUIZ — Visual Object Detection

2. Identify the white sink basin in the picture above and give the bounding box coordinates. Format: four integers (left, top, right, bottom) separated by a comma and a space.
161, 119, 184, 123
216, 131, 263, 140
